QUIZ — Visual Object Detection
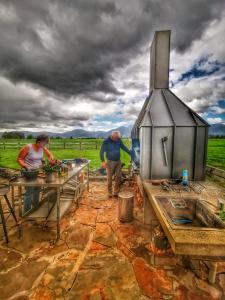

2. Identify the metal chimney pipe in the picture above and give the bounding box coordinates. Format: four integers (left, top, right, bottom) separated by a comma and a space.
150, 30, 171, 91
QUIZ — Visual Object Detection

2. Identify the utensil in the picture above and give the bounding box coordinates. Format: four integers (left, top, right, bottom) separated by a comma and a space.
161, 136, 168, 166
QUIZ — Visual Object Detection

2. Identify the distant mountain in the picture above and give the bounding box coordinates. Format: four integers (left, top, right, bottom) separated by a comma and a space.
0, 125, 133, 138
208, 124, 225, 136
61, 129, 98, 138
1, 124, 225, 138
60, 125, 133, 138
21, 131, 61, 138
109, 125, 133, 137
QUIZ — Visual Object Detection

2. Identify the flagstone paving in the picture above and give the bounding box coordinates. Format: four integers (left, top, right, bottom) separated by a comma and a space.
0, 181, 225, 299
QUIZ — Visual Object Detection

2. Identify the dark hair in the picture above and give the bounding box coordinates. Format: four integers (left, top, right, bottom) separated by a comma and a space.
36, 134, 49, 144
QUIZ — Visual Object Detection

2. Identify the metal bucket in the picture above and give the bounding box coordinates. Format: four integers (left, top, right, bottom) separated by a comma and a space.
118, 191, 134, 223
46, 172, 55, 183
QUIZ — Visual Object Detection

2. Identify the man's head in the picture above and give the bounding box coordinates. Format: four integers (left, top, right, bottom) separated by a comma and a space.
111, 131, 121, 141
36, 134, 49, 147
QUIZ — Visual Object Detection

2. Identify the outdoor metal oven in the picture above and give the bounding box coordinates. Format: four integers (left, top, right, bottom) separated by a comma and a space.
131, 30, 209, 180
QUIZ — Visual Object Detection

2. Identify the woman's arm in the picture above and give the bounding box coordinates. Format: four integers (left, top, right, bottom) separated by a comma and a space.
43, 147, 54, 163
17, 145, 29, 168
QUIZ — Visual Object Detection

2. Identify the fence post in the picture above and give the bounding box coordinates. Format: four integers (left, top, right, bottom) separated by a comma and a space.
96, 141, 98, 149
63, 141, 66, 149
3, 142, 5, 150
18, 142, 20, 149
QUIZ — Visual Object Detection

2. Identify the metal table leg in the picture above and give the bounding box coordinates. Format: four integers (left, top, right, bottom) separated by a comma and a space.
18, 186, 22, 217
11, 187, 15, 210
87, 163, 89, 191
56, 187, 60, 240
0, 197, 9, 243
4, 195, 18, 223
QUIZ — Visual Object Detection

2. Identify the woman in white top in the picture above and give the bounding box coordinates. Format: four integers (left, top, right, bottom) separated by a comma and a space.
17, 134, 55, 213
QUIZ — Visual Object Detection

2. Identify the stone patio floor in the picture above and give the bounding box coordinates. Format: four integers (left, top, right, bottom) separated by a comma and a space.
0, 180, 225, 300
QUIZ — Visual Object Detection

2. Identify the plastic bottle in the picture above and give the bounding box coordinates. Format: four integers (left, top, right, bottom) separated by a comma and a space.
182, 170, 188, 186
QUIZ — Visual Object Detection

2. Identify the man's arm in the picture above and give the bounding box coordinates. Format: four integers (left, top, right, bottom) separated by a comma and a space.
100, 142, 106, 162
120, 139, 131, 155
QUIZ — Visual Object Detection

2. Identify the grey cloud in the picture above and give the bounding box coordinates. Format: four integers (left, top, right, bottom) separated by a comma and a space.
0, 0, 224, 130
0, 95, 90, 127
123, 81, 147, 90
0, 0, 224, 96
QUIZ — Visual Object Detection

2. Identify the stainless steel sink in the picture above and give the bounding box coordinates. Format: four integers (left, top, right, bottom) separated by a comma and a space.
155, 196, 225, 229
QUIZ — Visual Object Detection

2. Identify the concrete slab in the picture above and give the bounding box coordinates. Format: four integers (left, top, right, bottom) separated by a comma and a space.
143, 180, 225, 257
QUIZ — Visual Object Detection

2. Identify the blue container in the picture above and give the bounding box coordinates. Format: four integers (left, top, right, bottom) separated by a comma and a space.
131, 139, 140, 168
182, 170, 189, 186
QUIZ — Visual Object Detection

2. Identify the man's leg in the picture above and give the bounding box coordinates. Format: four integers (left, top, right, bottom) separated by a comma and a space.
114, 160, 122, 196
106, 160, 115, 197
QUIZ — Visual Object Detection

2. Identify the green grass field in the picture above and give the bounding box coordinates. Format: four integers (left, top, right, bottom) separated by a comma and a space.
0, 138, 225, 171
206, 139, 225, 170
0, 139, 131, 170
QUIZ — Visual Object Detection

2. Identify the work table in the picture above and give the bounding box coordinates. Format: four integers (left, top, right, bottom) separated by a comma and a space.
9, 161, 90, 240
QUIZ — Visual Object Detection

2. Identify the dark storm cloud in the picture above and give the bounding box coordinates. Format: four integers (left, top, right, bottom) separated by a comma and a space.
123, 81, 147, 90
0, 0, 224, 96
0, 89, 90, 128
0, 0, 225, 130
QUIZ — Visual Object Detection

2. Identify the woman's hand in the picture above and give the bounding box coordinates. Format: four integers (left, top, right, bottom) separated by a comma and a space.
24, 164, 31, 170
50, 159, 61, 166
101, 161, 107, 169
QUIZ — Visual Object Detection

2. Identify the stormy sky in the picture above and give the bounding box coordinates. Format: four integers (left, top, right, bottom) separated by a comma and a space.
0, 0, 225, 133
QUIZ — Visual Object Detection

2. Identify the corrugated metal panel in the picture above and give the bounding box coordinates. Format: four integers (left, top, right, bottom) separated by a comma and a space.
173, 127, 195, 179
140, 111, 152, 127
151, 127, 173, 178
163, 90, 196, 126
150, 90, 174, 126
192, 113, 207, 126
194, 127, 206, 179
167, 90, 209, 126
140, 127, 151, 179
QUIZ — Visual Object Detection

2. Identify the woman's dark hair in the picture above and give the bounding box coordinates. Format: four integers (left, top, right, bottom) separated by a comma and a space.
36, 134, 49, 144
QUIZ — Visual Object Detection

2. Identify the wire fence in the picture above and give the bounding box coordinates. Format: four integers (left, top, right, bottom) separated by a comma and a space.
0, 141, 101, 150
